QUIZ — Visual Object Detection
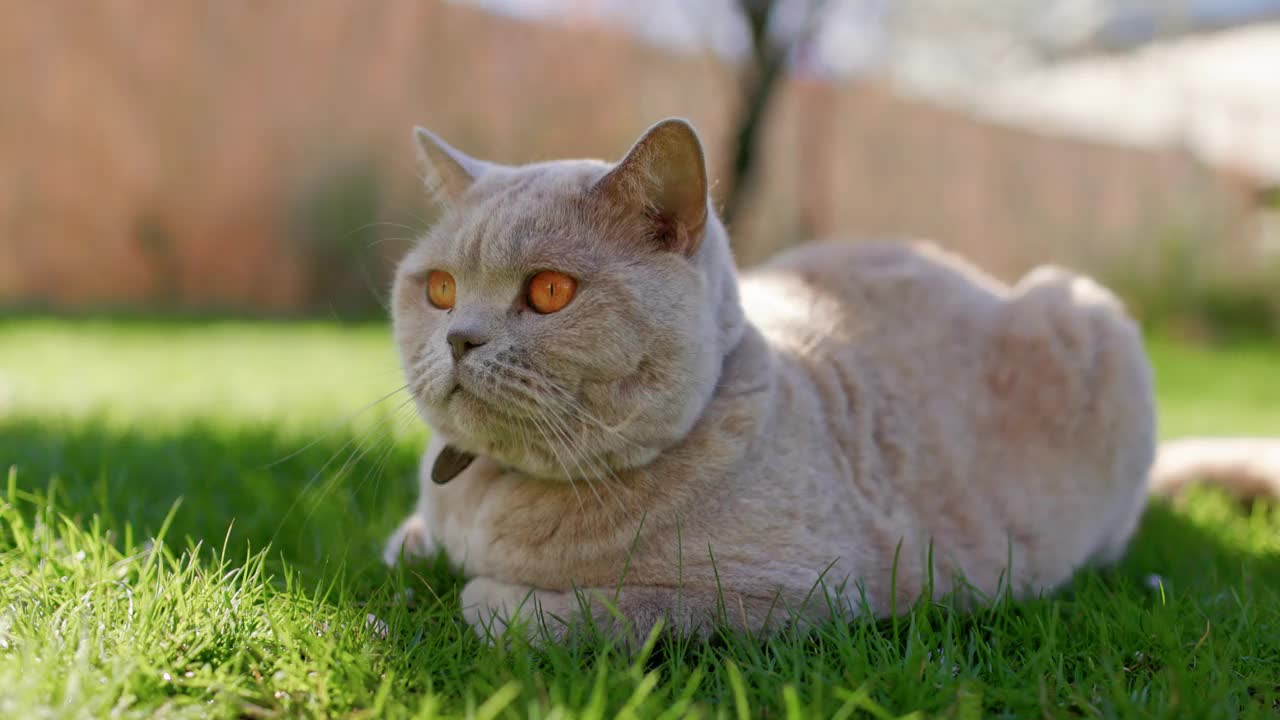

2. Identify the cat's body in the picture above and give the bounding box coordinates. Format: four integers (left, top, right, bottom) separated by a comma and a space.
383, 119, 1264, 642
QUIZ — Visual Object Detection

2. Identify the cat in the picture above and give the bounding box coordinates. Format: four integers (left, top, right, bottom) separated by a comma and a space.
383, 118, 1279, 644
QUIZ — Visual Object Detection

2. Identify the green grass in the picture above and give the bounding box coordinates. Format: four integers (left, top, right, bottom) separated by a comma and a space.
1, 316, 1278, 718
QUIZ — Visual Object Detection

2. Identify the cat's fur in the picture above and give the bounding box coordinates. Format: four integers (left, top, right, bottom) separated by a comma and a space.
384, 118, 1276, 643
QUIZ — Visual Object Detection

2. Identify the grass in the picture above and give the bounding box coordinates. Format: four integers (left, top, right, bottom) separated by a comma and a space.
1, 316, 1278, 718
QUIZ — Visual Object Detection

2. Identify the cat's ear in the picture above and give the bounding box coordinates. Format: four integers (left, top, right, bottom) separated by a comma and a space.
413, 126, 488, 204
592, 118, 709, 256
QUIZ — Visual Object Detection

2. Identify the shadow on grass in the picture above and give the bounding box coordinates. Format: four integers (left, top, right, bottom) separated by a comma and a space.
0, 416, 422, 588
3, 413, 1277, 601
3, 415, 1278, 715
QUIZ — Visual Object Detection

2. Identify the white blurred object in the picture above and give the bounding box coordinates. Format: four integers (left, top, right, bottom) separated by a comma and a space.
453, 0, 1280, 181
1151, 437, 1280, 499
972, 23, 1280, 182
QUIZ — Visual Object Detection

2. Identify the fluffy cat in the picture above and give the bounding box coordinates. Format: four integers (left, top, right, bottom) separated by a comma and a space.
383, 118, 1277, 643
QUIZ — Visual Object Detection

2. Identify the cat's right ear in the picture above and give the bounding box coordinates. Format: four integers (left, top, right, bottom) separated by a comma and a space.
592, 118, 709, 257
413, 126, 488, 205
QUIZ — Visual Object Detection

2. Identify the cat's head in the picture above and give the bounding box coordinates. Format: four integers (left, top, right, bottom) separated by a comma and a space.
392, 119, 744, 482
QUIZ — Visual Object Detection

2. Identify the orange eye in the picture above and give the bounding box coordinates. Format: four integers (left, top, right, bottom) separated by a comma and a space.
426, 270, 455, 310
527, 270, 577, 314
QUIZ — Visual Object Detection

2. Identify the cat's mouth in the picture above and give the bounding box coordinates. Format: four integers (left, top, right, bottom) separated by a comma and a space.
436, 386, 503, 445
436, 382, 562, 473
445, 375, 513, 419
445, 380, 481, 410
435, 363, 590, 447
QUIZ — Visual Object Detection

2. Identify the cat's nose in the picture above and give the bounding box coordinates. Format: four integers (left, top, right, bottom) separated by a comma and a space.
447, 329, 487, 362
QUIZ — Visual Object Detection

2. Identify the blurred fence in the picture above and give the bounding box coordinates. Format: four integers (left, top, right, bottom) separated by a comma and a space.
1, 0, 1275, 329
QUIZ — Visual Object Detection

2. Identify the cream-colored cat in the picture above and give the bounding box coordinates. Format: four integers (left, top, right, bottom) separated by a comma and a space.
383, 118, 1277, 643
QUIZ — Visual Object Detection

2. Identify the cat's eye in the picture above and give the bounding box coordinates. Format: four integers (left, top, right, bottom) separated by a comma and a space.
527, 270, 577, 314
426, 270, 456, 310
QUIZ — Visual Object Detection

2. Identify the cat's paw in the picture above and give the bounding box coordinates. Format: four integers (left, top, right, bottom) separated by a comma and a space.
382, 513, 437, 566
460, 577, 550, 642
460, 577, 580, 645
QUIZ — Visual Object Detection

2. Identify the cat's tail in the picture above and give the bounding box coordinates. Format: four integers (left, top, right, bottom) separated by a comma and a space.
1150, 437, 1280, 500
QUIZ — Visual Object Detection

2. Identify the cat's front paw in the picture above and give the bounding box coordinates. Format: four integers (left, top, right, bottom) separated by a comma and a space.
382, 513, 437, 566
460, 577, 562, 643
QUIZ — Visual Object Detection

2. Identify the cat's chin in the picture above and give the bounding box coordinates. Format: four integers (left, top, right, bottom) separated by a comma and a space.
430, 393, 548, 467
431, 432, 576, 483
429, 385, 660, 482
443, 385, 514, 427
427, 411, 606, 483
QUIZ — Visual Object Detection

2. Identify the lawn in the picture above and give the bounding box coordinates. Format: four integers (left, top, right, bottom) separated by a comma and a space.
1, 316, 1278, 718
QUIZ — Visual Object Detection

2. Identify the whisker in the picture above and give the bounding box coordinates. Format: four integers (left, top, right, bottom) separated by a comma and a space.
473, 359, 708, 520
540, 404, 629, 515
269, 395, 418, 546
489, 372, 607, 513
346, 400, 422, 512
498, 377, 639, 518
296, 397, 419, 531
503, 363, 709, 480
348, 220, 423, 238
367, 235, 418, 249
484, 359, 655, 514
259, 383, 411, 470
534, 402, 612, 515
403, 209, 435, 230
493, 362, 646, 451
520, 412, 588, 515
540, 403, 637, 517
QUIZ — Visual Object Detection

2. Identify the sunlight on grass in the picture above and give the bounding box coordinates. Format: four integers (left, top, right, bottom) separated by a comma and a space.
1147, 337, 1280, 438
0, 318, 413, 435
1, 317, 1278, 717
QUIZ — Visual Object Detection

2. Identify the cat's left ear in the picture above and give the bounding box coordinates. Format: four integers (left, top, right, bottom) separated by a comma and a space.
413, 126, 490, 205
592, 118, 709, 257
